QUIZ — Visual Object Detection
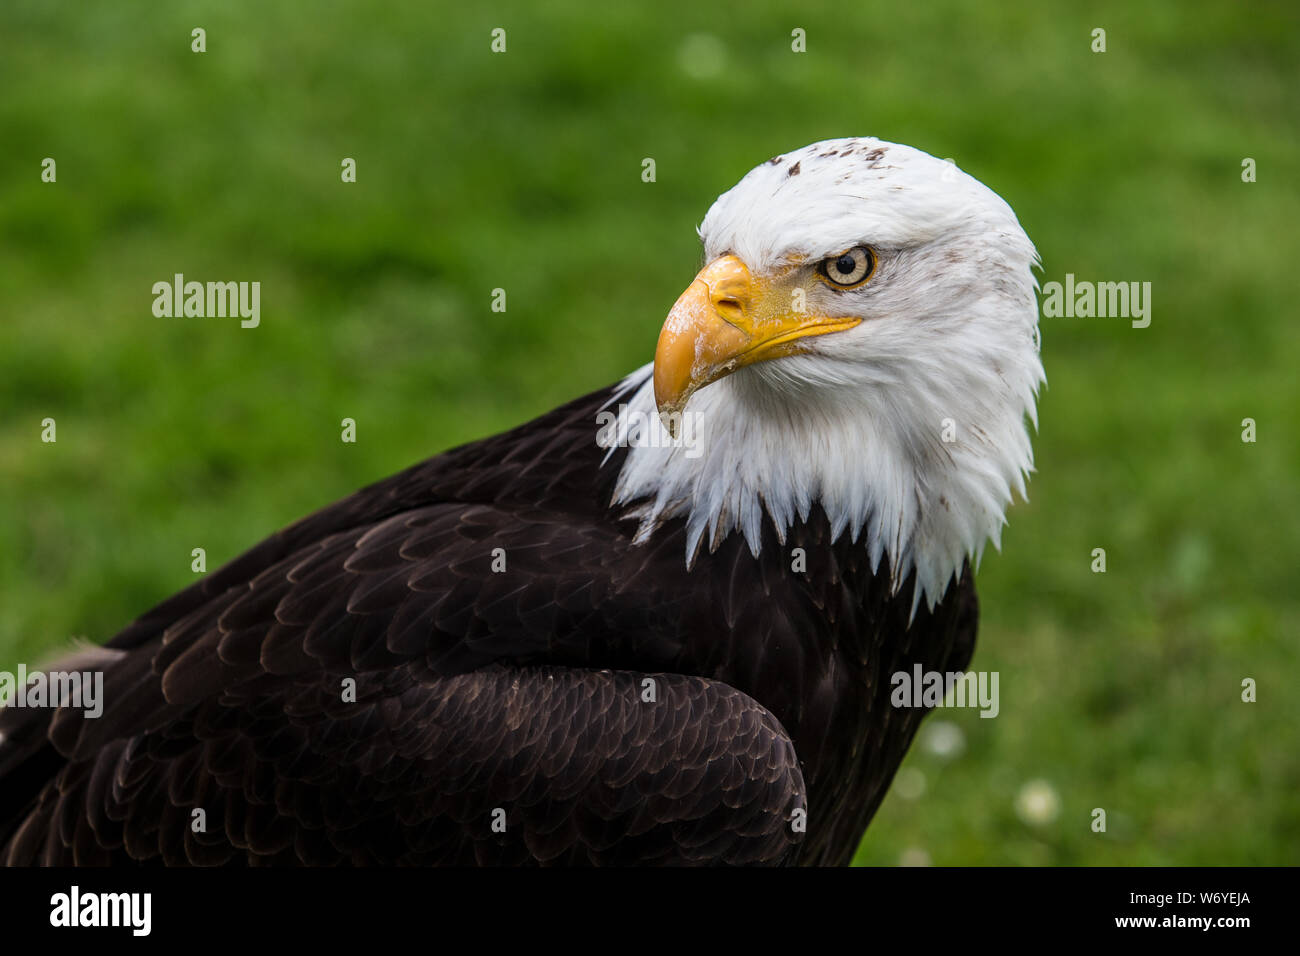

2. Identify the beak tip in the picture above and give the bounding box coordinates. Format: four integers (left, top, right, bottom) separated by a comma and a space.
655, 397, 685, 438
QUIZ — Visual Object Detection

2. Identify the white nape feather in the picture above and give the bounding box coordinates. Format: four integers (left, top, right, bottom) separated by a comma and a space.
604, 137, 1044, 612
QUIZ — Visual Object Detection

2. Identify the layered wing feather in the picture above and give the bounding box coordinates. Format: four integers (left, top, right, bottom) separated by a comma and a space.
0, 383, 975, 866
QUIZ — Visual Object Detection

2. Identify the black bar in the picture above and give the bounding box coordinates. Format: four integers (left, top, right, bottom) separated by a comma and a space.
0, 866, 1281, 942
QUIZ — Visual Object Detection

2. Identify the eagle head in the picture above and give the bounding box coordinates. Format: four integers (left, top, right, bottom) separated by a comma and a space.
609, 137, 1044, 611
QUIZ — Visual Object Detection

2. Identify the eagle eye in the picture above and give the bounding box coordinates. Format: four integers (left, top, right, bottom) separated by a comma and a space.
817, 246, 875, 289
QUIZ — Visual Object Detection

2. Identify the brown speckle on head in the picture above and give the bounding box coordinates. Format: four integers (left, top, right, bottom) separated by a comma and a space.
788, 161, 801, 177
767, 155, 783, 165
862, 147, 887, 165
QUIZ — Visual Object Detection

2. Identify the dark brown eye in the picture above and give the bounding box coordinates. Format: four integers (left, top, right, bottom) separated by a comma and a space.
818, 246, 875, 288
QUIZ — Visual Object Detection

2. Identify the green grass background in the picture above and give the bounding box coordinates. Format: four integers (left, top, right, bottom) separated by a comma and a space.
2, 0, 1297, 864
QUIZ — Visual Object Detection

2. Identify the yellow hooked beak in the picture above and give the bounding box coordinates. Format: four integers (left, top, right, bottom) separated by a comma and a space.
653, 255, 862, 430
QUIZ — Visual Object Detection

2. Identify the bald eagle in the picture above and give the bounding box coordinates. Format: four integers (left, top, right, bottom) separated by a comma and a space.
0, 138, 1042, 866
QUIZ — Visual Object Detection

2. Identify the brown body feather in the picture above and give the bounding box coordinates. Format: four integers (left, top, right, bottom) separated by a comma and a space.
0, 384, 976, 865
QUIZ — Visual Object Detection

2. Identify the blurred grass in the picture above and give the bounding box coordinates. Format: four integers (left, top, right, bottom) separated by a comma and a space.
1, 0, 1297, 864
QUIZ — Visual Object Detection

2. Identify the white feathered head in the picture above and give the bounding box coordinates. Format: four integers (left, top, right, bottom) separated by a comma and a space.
609, 137, 1044, 610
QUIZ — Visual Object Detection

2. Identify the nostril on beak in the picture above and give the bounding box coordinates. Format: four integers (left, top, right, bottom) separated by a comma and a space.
712, 295, 745, 324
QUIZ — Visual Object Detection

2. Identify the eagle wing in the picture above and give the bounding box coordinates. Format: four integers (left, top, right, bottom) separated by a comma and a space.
0, 388, 807, 865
